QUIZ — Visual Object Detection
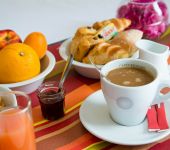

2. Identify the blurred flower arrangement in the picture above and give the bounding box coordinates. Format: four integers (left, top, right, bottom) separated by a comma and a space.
117, 0, 169, 39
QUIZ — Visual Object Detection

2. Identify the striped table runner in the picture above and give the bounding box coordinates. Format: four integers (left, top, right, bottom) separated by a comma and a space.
30, 33, 170, 150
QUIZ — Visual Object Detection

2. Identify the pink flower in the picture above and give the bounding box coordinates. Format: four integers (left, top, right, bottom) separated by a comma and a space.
117, 0, 169, 39
143, 22, 166, 39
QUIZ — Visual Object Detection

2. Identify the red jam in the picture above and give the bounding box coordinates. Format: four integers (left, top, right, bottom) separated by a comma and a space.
37, 82, 65, 120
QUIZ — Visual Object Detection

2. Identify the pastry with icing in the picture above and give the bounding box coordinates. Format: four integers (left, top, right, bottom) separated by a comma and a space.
109, 29, 143, 56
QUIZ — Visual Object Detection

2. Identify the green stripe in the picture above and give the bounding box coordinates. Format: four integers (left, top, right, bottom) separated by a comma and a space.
84, 141, 111, 150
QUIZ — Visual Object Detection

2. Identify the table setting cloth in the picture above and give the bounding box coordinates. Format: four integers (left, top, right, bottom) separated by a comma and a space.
30, 27, 170, 150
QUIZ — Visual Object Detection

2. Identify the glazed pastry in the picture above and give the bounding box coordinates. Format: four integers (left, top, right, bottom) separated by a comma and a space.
82, 42, 129, 65
70, 26, 106, 61
70, 26, 97, 55
73, 35, 104, 62
93, 18, 131, 32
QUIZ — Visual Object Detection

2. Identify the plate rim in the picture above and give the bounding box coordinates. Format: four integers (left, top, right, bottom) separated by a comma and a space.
79, 90, 170, 146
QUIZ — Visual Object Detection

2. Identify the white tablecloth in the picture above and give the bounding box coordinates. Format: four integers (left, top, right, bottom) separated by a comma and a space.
1, 0, 170, 44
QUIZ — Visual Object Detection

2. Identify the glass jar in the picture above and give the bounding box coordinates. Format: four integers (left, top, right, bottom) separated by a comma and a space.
37, 81, 65, 120
117, 0, 169, 39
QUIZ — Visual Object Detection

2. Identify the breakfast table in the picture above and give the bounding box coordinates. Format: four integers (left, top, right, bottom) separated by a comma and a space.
28, 26, 170, 150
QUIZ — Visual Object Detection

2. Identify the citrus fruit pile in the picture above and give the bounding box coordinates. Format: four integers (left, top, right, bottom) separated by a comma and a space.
0, 30, 47, 83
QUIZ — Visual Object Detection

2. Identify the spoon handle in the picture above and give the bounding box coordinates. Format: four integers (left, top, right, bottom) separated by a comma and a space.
88, 56, 106, 77
88, 56, 101, 73
58, 54, 74, 89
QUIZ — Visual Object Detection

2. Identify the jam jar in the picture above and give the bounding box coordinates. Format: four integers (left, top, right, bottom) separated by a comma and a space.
37, 81, 65, 120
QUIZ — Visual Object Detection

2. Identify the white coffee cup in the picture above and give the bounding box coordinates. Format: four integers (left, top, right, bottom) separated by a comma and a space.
101, 58, 170, 126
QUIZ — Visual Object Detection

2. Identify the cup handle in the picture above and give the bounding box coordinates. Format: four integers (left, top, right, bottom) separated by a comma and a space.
152, 80, 170, 105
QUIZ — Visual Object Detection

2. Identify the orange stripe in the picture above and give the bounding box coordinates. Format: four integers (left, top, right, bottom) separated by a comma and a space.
57, 133, 100, 150
65, 82, 101, 114
32, 106, 44, 123
65, 85, 94, 111
65, 102, 82, 114
89, 82, 100, 91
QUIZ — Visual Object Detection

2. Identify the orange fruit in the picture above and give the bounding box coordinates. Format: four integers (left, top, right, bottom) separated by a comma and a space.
0, 43, 40, 83
24, 32, 47, 59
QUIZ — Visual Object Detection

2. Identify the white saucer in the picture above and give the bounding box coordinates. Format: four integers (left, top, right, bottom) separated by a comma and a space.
79, 90, 170, 145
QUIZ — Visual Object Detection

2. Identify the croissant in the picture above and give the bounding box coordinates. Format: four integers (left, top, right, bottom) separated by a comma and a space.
70, 27, 97, 55
82, 42, 130, 65
93, 18, 131, 32
72, 35, 104, 62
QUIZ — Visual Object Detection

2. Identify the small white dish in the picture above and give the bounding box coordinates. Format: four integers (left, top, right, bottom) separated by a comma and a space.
79, 90, 170, 145
0, 86, 17, 107
0, 51, 56, 94
59, 38, 139, 79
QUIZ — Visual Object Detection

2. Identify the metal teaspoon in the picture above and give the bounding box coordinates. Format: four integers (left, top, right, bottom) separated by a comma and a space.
58, 54, 74, 90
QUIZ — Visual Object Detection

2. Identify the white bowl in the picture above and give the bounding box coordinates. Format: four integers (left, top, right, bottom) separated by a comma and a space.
0, 86, 17, 107
0, 51, 56, 94
59, 38, 139, 79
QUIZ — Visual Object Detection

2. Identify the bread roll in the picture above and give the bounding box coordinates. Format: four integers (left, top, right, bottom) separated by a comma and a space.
110, 29, 143, 55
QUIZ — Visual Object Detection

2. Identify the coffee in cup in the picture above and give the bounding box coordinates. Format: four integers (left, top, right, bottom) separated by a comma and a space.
106, 67, 154, 87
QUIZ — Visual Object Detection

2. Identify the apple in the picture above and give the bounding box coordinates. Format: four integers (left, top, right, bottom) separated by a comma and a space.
0, 29, 22, 50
